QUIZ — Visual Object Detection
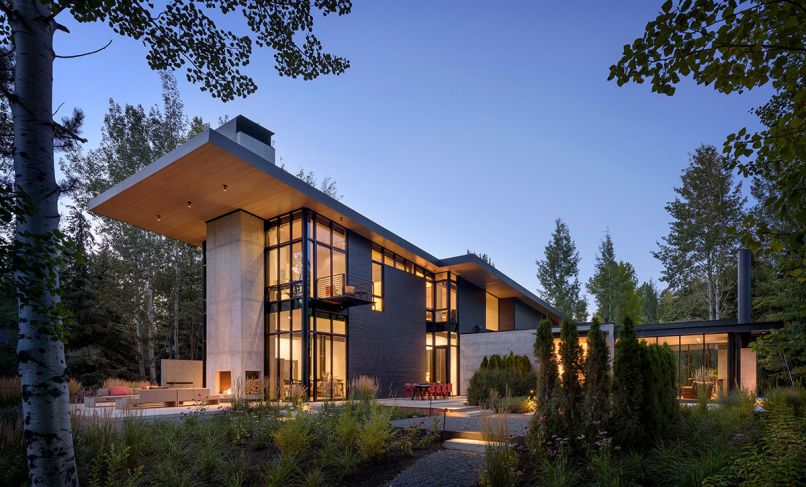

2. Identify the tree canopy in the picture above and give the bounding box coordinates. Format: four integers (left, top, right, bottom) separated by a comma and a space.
609, 0, 805, 281
536, 219, 588, 322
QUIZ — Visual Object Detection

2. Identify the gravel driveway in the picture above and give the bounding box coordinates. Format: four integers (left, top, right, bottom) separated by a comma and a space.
388, 450, 484, 487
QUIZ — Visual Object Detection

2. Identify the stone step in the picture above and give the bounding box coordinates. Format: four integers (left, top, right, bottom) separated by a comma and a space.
446, 407, 493, 418
443, 438, 506, 454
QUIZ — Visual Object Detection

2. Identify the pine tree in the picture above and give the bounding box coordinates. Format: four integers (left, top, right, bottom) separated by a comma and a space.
587, 232, 644, 324
536, 219, 587, 322
611, 317, 645, 448
653, 145, 746, 320
639, 279, 660, 323
528, 319, 559, 453
584, 316, 610, 427
587, 232, 617, 321
558, 319, 584, 441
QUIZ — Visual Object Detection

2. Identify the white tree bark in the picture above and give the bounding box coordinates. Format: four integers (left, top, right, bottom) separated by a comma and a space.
135, 307, 146, 379
11, 1, 78, 484
146, 284, 156, 383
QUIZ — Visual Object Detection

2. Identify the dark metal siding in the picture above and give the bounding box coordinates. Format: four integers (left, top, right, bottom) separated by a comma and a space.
514, 300, 546, 330
457, 277, 485, 334
347, 232, 426, 398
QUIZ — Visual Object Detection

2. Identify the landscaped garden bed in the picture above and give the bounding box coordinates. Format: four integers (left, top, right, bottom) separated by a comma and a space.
0, 378, 445, 487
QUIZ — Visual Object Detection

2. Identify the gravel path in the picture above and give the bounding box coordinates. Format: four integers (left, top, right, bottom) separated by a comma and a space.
391, 414, 531, 437
388, 450, 484, 487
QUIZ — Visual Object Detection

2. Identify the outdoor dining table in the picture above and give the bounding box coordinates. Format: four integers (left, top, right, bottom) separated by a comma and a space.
411, 383, 431, 400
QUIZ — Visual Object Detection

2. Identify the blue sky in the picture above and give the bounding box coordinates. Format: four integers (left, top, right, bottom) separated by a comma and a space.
53, 1, 770, 313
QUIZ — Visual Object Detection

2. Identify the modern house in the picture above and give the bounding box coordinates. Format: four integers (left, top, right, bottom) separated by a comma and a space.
89, 116, 780, 401
89, 116, 563, 400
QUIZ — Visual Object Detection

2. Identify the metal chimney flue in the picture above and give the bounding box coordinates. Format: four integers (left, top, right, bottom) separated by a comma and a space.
737, 249, 751, 324
215, 115, 276, 164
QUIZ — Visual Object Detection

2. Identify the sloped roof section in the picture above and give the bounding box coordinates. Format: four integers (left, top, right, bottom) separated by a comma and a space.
88, 116, 564, 323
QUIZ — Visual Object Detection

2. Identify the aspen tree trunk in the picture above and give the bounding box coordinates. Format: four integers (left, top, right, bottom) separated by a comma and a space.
146, 284, 156, 383
173, 244, 180, 359
11, 1, 78, 484
135, 309, 146, 379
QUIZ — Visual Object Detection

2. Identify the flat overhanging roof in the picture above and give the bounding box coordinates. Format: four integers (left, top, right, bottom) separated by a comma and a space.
88, 122, 563, 322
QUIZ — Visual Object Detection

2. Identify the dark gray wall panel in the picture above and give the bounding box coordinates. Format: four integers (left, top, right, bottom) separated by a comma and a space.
347, 232, 425, 397
514, 300, 546, 330
457, 277, 485, 334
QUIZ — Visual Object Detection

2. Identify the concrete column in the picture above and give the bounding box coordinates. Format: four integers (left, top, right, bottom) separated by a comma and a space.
205, 211, 265, 393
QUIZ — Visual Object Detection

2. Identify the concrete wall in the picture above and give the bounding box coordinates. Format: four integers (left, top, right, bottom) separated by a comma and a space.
205, 211, 265, 393
459, 329, 537, 394
740, 348, 757, 394
459, 324, 616, 394
347, 232, 425, 398
161, 359, 203, 388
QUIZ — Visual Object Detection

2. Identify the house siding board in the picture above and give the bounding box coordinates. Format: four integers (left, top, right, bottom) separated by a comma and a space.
457, 277, 485, 334
514, 300, 545, 330
347, 232, 426, 397
498, 298, 516, 331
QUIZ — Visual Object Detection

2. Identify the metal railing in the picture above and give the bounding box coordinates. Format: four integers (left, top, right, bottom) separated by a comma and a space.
316, 273, 372, 302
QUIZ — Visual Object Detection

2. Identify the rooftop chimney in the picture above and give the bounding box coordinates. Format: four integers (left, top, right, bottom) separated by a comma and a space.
215, 115, 276, 164
737, 249, 751, 324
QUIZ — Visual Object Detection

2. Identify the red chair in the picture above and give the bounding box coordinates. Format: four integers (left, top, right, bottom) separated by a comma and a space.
428, 383, 436, 400
446, 383, 452, 397
404, 383, 412, 399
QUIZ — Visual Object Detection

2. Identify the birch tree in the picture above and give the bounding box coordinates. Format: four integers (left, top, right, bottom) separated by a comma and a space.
1, 1, 352, 484
653, 145, 745, 320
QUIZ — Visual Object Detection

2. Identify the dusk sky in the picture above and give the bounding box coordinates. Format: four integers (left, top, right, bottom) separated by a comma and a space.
53, 1, 770, 312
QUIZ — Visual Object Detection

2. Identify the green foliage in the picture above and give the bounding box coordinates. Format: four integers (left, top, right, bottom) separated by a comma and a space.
528, 318, 560, 454
54, 1, 354, 102
610, 0, 805, 287
584, 317, 610, 427
558, 320, 584, 441
355, 406, 393, 459
653, 145, 745, 321
638, 279, 660, 324
587, 233, 644, 325
479, 351, 533, 377
704, 388, 806, 487
89, 443, 143, 487
611, 318, 678, 451
480, 415, 519, 487
752, 320, 806, 389
348, 374, 379, 402
611, 317, 645, 448
467, 367, 536, 407
273, 415, 313, 459
536, 218, 588, 322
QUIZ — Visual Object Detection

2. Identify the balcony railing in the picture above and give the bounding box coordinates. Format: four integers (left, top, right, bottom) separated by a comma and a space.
312, 274, 373, 310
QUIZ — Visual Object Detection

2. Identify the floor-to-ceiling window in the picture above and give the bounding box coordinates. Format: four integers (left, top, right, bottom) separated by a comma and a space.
266, 211, 305, 400
307, 213, 349, 400
266, 210, 350, 401
310, 311, 347, 400
642, 333, 729, 399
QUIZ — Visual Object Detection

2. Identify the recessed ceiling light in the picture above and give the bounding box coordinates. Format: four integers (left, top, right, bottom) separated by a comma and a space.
187, 201, 192, 208
223, 184, 228, 192
156, 214, 161, 221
